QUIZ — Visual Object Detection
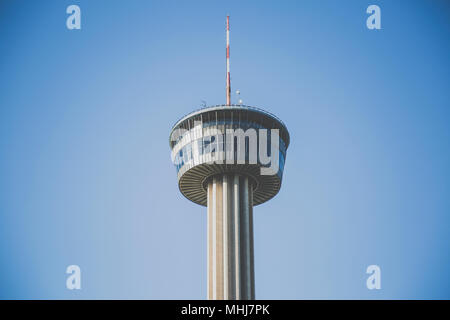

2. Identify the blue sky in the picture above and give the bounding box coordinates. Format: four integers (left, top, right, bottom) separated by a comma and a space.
0, 0, 449, 299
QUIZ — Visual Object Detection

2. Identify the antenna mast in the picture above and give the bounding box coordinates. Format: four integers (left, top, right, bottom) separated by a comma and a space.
226, 15, 231, 106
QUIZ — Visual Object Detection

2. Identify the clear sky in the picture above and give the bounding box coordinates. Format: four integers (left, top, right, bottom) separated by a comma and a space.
0, 0, 449, 299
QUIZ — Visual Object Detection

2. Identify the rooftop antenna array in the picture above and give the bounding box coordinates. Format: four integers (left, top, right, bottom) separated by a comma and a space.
236, 90, 243, 105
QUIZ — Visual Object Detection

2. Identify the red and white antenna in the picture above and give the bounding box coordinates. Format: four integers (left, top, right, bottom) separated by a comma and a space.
226, 15, 231, 106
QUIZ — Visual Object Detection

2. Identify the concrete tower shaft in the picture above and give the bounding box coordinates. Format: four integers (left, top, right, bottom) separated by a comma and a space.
207, 174, 255, 300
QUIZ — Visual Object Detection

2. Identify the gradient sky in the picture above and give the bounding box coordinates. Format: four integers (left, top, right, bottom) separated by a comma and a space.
0, 0, 449, 299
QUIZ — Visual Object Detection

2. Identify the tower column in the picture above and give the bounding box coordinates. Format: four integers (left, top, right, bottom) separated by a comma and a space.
207, 174, 255, 300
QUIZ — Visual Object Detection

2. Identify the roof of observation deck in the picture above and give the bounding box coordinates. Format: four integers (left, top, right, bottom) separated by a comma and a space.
169, 104, 290, 148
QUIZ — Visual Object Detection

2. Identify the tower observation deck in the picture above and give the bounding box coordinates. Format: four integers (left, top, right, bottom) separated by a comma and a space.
168, 17, 290, 300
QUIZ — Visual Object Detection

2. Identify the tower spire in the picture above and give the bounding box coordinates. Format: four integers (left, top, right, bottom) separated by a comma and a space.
226, 15, 231, 106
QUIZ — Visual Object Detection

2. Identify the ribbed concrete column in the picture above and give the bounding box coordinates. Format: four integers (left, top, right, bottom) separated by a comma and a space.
207, 174, 255, 300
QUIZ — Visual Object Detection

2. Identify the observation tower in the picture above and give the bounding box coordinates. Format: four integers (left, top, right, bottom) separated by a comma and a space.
169, 16, 290, 300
